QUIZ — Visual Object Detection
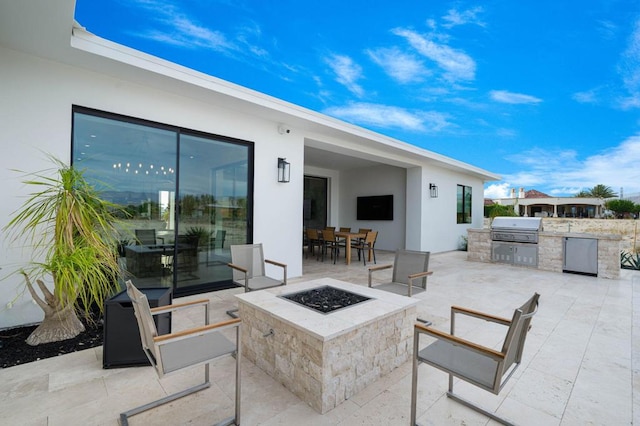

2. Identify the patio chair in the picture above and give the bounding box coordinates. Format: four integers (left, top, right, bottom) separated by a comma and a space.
135, 229, 163, 245
410, 293, 540, 426
121, 280, 241, 426
351, 230, 378, 265
226, 243, 287, 317
368, 249, 431, 296
305, 228, 322, 259
318, 228, 343, 263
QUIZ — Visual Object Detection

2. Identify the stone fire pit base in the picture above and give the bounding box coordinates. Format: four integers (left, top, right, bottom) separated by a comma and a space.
236, 278, 418, 414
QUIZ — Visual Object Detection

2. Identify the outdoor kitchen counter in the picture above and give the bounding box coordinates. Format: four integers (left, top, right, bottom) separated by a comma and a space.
467, 228, 621, 279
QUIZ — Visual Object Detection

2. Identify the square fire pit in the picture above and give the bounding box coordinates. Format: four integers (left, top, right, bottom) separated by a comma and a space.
236, 278, 419, 414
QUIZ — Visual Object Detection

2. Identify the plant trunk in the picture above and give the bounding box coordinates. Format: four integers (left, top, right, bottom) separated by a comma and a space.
26, 306, 85, 346
22, 273, 86, 346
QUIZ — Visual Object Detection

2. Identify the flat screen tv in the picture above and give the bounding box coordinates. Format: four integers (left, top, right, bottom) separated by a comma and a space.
357, 195, 393, 220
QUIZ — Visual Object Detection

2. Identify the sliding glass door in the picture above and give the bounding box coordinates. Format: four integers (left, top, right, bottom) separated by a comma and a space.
72, 106, 253, 296
176, 133, 250, 292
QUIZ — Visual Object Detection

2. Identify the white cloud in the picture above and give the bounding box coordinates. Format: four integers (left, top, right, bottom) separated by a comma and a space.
597, 20, 617, 40
617, 18, 640, 109
323, 102, 450, 132
572, 89, 598, 104
129, 0, 271, 60
490, 90, 542, 105
442, 7, 486, 29
325, 54, 365, 97
392, 28, 476, 82
484, 182, 511, 199
366, 47, 429, 84
492, 136, 640, 196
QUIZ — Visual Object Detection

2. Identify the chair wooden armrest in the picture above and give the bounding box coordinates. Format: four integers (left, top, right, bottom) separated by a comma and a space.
369, 264, 393, 272
150, 298, 209, 315
227, 262, 248, 274
451, 305, 511, 326
265, 259, 286, 268
154, 318, 241, 343
368, 264, 393, 286
265, 259, 287, 284
408, 270, 433, 280
414, 323, 505, 361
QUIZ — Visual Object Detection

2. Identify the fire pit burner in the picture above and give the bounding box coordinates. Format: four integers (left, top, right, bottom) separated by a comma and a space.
281, 285, 371, 314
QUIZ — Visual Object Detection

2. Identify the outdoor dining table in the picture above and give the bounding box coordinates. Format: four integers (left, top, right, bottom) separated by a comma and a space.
334, 231, 366, 265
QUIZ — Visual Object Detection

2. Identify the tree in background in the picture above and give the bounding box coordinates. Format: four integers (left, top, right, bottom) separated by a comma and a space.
575, 184, 617, 198
605, 199, 639, 217
485, 204, 517, 219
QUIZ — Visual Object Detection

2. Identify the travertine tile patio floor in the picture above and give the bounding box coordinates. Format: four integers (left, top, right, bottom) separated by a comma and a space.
1, 250, 638, 425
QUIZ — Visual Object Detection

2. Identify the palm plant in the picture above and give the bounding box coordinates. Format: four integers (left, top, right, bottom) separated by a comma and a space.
4, 157, 124, 345
591, 184, 617, 198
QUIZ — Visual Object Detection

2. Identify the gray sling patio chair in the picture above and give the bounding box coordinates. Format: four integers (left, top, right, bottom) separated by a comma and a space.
121, 280, 241, 426
410, 293, 540, 426
135, 228, 163, 245
226, 243, 287, 318
367, 249, 432, 297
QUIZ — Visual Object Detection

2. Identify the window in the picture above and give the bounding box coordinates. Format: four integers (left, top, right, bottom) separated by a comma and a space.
457, 185, 472, 224
72, 106, 253, 296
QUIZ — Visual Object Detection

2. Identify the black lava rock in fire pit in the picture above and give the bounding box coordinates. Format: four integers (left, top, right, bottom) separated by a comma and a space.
282, 286, 370, 314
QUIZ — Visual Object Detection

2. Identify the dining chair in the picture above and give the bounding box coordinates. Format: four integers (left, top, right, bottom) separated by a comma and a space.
352, 230, 378, 265
410, 293, 540, 426
305, 228, 322, 259
318, 228, 342, 263
351, 227, 372, 249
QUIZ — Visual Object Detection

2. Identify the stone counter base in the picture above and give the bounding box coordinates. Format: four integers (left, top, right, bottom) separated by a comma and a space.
467, 229, 621, 279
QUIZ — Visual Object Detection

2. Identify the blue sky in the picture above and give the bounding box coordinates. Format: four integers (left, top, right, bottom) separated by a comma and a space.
75, 0, 640, 198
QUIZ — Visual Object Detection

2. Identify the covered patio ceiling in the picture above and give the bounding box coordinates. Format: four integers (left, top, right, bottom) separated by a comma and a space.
304, 146, 383, 171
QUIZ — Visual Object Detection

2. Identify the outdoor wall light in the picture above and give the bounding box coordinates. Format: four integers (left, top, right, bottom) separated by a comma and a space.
278, 157, 290, 183
429, 183, 438, 198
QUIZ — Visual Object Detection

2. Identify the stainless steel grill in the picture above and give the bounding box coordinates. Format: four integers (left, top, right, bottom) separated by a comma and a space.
490, 217, 543, 267
490, 217, 543, 244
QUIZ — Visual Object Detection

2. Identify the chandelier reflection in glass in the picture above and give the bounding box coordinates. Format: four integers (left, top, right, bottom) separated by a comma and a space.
112, 162, 175, 176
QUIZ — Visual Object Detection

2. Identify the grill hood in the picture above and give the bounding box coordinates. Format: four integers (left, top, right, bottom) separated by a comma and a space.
491, 217, 543, 231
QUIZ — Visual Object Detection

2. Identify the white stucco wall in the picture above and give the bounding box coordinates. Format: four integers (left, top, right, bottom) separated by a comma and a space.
418, 165, 486, 253
0, 46, 303, 328
339, 165, 407, 251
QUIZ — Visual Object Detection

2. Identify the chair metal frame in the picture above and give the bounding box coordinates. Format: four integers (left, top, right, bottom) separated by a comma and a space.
226, 243, 287, 318
410, 293, 540, 426
121, 280, 241, 426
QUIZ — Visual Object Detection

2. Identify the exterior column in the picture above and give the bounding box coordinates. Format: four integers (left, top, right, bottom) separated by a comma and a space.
553, 204, 558, 217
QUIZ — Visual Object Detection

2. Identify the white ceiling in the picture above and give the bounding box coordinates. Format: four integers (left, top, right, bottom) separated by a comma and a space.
304, 146, 382, 171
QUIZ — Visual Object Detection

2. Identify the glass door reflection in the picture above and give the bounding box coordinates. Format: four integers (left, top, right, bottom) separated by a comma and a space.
175, 133, 250, 294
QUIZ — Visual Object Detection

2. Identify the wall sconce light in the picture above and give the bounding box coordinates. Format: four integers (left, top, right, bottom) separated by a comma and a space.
429, 183, 438, 198
278, 157, 290, 183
